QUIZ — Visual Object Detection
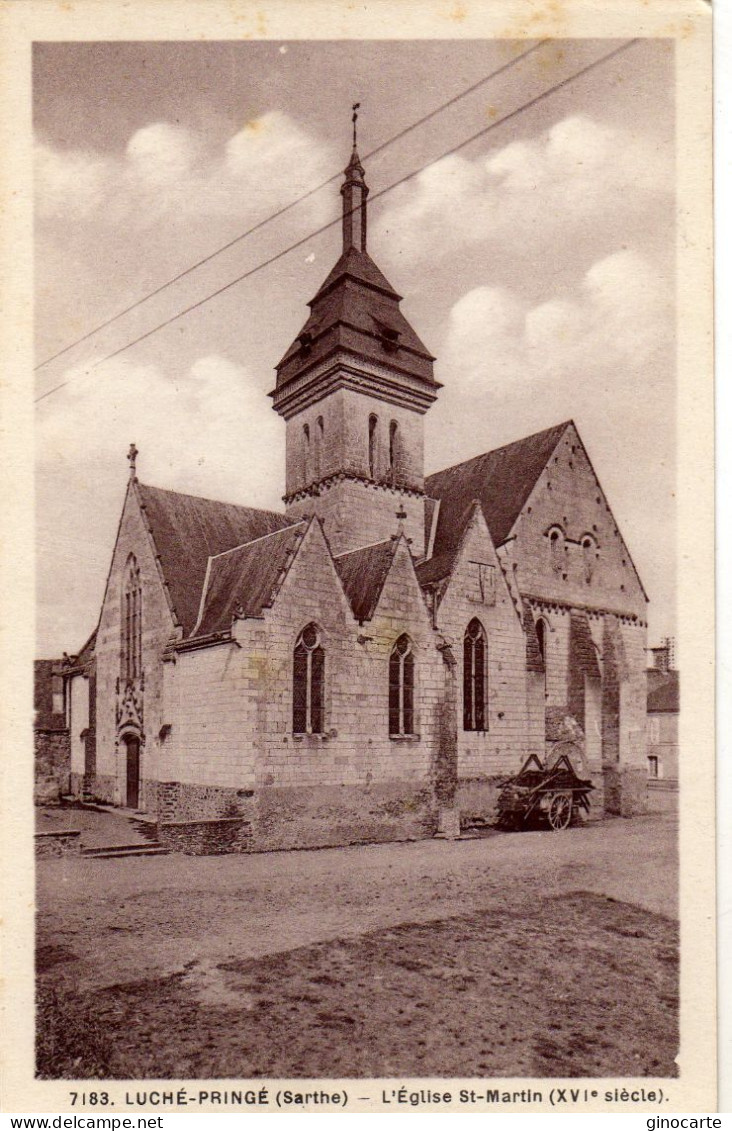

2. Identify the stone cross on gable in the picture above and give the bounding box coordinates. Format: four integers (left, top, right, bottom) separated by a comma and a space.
395, 505, 411, 546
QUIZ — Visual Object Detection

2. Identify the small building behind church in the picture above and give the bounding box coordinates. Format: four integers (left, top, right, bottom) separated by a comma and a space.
646, 639, 679, 810
61, 141, 650, 853
34, 659, 70, 803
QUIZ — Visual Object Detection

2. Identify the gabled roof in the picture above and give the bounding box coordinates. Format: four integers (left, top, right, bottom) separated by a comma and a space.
74, 627, 97, 667
333, 538, 399, 622
425, 422, 570, 565
193, 523, 306, 638
62, 627, 97, 675
136, 482, 291, 637
647, 670, 679, 713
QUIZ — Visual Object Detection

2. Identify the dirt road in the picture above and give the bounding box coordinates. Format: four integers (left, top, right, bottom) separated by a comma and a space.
38, 813, 676, 994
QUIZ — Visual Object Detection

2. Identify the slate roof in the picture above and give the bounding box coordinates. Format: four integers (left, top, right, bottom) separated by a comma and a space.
275, 247, 436, 390
193, 523, 306, 638
333, 539, 399, 622
647, 670, 679, 713
421, 422, 570, 583
137, 483, 292, 637
62, 627, 97, 674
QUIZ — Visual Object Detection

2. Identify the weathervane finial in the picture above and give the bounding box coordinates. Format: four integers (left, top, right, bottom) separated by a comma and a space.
352, 102, 360, 150
127, 442, 139, 478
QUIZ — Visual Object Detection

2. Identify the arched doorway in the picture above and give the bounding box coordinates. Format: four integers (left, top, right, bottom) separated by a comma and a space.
123, 733, 140, 809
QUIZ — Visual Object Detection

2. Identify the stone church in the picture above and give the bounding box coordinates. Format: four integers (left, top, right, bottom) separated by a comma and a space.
63, 141, 649, 853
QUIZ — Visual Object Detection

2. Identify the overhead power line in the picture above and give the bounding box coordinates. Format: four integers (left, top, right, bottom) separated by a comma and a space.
34, 39, 547, 374
35, 38, 637, 406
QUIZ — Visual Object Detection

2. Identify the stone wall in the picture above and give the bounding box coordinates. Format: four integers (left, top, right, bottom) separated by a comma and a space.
93, 481, 177, 813
497, 425, 649, 819
287, 477, 425, 558
647, 708, 678, 782
158, 817, 252, 855
434, 507, 533, 792
157, 780, 256, 822
34, 729, 70, 803
256, 782, 435, 851
35, 830, 81, 858
68, 673, 90, 782
505, 423, 647, 623
162, 524, 444, 849
285, 385, 425, 495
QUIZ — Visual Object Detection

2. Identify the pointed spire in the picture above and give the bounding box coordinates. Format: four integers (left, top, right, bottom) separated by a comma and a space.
341, 102, 368, 253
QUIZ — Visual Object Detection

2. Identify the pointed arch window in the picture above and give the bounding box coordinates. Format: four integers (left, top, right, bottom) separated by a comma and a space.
389, 634, 415, 736
121, 556, 142, 681
463, 618, 488, 731
315, 416, 324, 478
302, 422, 311, 483
368, 414, 378, 478
389, 420, 399, 477
535, 616, 548, 697
548, 526, 564, 574
581, 534, 597, 582
535, 617, 546, 662
293, 623, 325, 735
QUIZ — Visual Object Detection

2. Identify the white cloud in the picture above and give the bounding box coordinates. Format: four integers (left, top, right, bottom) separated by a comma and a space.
36, 112, 335, 229
125, 122, 199, 184
426, 248, 675, 638
373, 114, 672, 264
36, 352, 286, 651
442, 248, 671, 397
37, 353, 283, 502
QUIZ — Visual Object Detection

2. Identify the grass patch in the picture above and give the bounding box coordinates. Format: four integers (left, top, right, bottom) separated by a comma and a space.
37, 892, 678, 1080
36, 986, 116, 1079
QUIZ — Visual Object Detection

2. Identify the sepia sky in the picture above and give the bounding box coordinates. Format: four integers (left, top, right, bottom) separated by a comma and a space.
33, 38, 675, 656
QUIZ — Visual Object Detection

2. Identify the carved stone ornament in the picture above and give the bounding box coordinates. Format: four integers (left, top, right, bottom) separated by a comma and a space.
116, 675, 144, 732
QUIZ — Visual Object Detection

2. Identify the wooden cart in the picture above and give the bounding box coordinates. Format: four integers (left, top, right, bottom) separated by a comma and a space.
496, 743, 594, 831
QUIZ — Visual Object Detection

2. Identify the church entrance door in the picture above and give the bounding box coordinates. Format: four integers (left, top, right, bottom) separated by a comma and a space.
125, 736, 140, 809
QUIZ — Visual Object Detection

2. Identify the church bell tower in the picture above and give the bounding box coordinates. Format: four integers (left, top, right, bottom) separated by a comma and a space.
270, 111, 440, 557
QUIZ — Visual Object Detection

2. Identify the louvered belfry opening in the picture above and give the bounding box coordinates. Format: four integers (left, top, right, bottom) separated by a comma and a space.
293, 623, 325, 735
463, 618, 487, 732
389, 634, 415, 736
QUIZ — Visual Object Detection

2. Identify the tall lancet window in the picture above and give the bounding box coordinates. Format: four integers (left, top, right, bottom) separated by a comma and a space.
535, 617, 548, 697
463, 618, 488, 731
315, 416, 324, 479
293, 623, 325, 735
368, 414, 378, 478
302, 422, 310, 484
389, 420, 399, 477
389, 634, 415, 736
121, 556, 142, 681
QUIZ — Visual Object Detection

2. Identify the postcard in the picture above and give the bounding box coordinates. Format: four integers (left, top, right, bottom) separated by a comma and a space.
0, 0, 715, 1115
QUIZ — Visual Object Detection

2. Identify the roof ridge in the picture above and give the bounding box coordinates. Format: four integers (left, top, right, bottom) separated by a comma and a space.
426, 421, 572, 484
137, 479, 286, 521
207, 521, 305, 562
332, 536, 397, 560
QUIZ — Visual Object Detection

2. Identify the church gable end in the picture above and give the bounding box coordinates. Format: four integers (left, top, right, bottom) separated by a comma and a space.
504, 422, 647, 621
93, 478, 178, 811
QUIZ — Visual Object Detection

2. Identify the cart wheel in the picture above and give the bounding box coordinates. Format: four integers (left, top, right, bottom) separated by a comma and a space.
547, 792, 573, 831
